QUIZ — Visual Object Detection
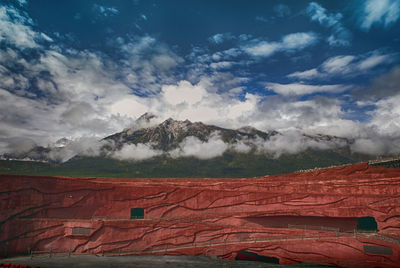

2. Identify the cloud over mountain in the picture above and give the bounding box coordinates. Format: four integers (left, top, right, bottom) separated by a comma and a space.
0, 1, 399, 163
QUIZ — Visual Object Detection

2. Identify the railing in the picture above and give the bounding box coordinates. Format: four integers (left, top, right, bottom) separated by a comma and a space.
368, 156, 400, 164
369, 156, 400, 168
27, 232, 346, 258
103, 232, 355, 257
29, 247, 81, 259
27, 229, 400, 259
287, 224, 340, 232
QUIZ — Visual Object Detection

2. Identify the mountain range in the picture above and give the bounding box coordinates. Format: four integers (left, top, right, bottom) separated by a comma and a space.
0, 114, 372, 177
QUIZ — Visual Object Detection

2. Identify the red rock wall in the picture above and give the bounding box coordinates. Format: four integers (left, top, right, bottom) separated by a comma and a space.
1, 162, 400, 267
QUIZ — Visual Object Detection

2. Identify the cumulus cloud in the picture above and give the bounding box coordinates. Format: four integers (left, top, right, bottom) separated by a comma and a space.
360, 0, 400, 31
1, 3, 400, 162
243, 32, 318, 57
306, 2, 351, 46
0, 5, 188, 151
161, 80, 205, 106
146, 79, 257, 128
265, 82, 351, 96
288, 51, 396, 80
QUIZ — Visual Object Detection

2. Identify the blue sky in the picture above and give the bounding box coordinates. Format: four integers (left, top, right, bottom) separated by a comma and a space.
0, 0, 400, 157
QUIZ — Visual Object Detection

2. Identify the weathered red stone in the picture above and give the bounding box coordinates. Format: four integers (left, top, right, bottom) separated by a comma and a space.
1, 162, 400, 267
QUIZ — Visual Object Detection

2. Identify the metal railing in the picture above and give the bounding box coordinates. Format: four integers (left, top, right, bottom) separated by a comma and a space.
27, 229, 400, 259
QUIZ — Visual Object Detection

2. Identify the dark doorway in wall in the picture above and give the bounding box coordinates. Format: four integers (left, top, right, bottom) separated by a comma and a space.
130, 208, 144, 219
243, 215, 358, 232
236, 250, 279, 263
363, 245, 392, 255
357, 217, 378, 231
72, 227, 91, 235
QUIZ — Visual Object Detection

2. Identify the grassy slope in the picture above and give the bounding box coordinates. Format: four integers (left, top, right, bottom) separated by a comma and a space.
0, 150, 371, 178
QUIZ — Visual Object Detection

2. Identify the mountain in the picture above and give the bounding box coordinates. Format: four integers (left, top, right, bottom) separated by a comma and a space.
0, 115, 373, 177
104, 117, 277, 151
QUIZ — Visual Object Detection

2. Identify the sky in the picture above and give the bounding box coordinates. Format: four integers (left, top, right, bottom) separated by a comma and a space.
0, 0, 400, 159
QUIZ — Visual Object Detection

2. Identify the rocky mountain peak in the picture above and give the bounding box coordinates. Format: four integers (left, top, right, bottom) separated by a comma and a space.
103, 116, 277, 152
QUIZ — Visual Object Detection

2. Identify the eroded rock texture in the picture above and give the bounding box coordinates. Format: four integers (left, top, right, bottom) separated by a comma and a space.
1, 163, 400, 267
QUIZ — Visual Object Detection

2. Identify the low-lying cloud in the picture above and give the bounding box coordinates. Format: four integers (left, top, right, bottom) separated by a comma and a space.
170, 133, 228, 160
112, 143, 163, 161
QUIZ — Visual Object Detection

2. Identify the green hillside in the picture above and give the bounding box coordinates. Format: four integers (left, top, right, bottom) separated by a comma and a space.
0, 150, 371, 178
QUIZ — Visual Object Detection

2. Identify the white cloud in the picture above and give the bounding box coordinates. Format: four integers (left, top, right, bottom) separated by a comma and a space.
161, 80, 206, 106
113, 143, 162, 161
350, 138, 396, 156
307, 2, 351, 46
170, 133, 228, 159
288, 51, 396, 80
231, 141, 252, 154
281, 32, 318, 50
0, 5, 48, 48
93, 4, 119, 17
287, 68, 319, 79
266, 82, 351, 96
209, 33, 233, 44
1, 3, 400, 161
47, 137, 108, 162
109, 97, 149, 118
142, 79, 257, 128
357, 53, 392, 70
238, 34, 252, 41
360, 0, 400, 31
243, 41, 279, 57
321, 55, 355, 74
210, 61, 235, 70
243, 32, 317, 57
116, 36, 184, 94
254, 130, 346, 158
307, 2, 341, 27
369, 94, 400, 137
16, 0, 28, 7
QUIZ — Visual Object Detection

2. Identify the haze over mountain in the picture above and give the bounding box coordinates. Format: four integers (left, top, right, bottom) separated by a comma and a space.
1, 113, 366, 162
0, 114, 373, 177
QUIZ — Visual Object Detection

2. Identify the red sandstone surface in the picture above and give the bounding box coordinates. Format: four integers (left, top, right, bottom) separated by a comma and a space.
1, 162, 400, 267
